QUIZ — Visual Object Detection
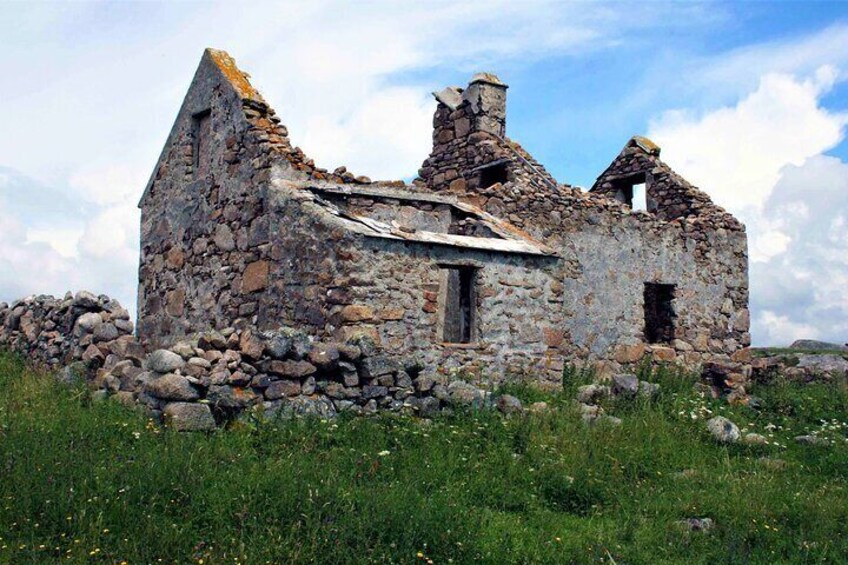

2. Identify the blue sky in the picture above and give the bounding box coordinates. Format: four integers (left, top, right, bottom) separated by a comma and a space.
1, 0, 847, 346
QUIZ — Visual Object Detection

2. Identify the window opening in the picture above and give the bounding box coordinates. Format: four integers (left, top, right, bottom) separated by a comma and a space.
443, 266, 476, 343
644, 282, 676, 344
478, 162, 509, 188
631, 182, 647, 211
192, 109, 212, 179
612, 173, 650, 210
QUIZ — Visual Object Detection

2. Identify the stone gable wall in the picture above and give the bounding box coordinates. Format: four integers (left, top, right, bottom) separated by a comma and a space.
590, 137, 740, 224
416, 101, 560, 209
137, 50, 375, 349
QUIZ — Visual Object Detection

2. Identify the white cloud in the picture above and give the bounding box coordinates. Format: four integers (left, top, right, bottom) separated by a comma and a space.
750, 227, 791, 263
649, 66, 847, 215
25, 227, 83, 258
78, 204, 139, 260
69, 165, 147, 207
755, 311, 822, 346
297, 87, 433, 180
0, 167, 138, 317
0, 212, 81, 301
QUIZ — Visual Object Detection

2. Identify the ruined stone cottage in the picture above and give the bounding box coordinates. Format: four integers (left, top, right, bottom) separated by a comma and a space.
137, 49, 750, 384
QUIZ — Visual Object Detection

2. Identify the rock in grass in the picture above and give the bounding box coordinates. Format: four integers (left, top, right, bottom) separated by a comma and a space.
496, 394, 523, 415
163, 402, 216, 431
578, 402, 603, 423
576, 383, 610, 404
797, 355, 848, 375
598, 415, 622, 426
795, 435, 829, 446
638, 380, 660, 398
90, 389, 109, 403
611, 373, 639, 396
145, 349, 185, 373
418, 396, 441, 417
757, 457, 787, 470
447, 380, 486, 408
678, 517, 714, 532
528, 401, 549, 413
707, 416, 740, 443
57, 361, 87, 385
743, 433, 768, 445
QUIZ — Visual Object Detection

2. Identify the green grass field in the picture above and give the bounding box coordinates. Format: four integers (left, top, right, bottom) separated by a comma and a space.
1, 352, 847, 564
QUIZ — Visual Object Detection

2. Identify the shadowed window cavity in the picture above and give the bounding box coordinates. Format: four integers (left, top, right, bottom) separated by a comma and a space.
443, 266, 476, 343
192, 109, 212, 179
478, 162, 509, 189
644, 282, 676, 344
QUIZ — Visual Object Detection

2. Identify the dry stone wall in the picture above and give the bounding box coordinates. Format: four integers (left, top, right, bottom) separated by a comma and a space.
0, 292, 137, 368
1, 292, 503, 430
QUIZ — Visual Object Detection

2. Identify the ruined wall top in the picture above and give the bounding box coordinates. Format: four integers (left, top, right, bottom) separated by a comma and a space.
139, 48, 371, 209
590, 135, 742, 228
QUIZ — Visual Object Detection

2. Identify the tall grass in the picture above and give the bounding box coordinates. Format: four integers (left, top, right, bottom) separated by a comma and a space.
0, 351, 847, 564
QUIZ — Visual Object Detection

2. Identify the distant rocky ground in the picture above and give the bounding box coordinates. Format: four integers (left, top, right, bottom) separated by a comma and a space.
751, 340, 848, 385
787, 339, 848, 352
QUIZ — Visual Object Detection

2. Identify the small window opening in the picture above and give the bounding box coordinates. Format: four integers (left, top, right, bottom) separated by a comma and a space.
631, 182, 647, 211
644, 282, 676, 344
192, 109, 212, 179
478, 162, 509, 189
612, 173, 650, 211
442, 266, 476, 343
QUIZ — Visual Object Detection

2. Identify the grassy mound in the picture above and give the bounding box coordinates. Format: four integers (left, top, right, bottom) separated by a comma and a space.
1, 352, 847, 564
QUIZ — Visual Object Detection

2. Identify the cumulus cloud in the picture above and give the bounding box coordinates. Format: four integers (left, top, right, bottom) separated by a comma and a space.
0, 167, 139, 316
650, 66, 847, 215
751, 155, 848, 344
755, 311, 823, 346
649, 70, 848, 345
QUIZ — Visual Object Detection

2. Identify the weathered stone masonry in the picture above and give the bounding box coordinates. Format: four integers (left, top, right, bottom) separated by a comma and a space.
136, 48, 750, 393
0, 293, 501, 430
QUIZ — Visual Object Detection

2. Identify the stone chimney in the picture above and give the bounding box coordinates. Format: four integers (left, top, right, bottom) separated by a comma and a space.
461, 72, 508, 137
421, 72, 511, 192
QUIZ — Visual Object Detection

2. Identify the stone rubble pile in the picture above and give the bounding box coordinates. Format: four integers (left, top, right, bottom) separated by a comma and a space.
574, 373, 660, 426
1, 292, 527, 431
0, 292, 135, 368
